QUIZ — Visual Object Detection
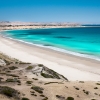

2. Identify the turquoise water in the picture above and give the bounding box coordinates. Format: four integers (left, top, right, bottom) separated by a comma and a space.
2, 27, 100, 60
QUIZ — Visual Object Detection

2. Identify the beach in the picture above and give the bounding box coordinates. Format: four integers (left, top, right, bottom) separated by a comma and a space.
0, 34, 100, 81
0, 0, 100, 99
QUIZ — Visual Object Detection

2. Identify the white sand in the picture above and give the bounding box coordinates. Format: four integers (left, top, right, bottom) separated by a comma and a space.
0, 35, 100, 81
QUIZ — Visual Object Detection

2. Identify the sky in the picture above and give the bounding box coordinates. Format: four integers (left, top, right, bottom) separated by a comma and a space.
0, 0, 100, 23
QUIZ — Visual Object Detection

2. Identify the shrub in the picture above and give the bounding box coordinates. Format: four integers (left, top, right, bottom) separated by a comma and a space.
6, 78, 15, 82
0, 86, 20, 99
6, 78, 21, 83
26, 66, 33, 70
31, 93, 37, 96
30, 91, 35, 93
15, 62, 19, 64
96, 83, 100, 85
3, 89, 13, 97
42, 97, 48, 100
66, 97, 74, 100
38, 64, 44, 67
94, 87, 98, 89
56, 95, 65, 99
73, 86, 79, 90
83, 90, 89, 95
94, 93, 98, 95
17, 83, 21, 85
19, 62, 31, 64
40, 94, 45, 97
31, 86, 44, 94
9, 66, 18, 70
26, 81, 33, 84
79, 81, 84, 83
22, 97, 30, 100
17, 80, 21, 83
6, 74, 19, 77
32, 78, 38, 80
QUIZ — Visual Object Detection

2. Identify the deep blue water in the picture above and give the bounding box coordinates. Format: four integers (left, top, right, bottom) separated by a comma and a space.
2, 27, 100, 60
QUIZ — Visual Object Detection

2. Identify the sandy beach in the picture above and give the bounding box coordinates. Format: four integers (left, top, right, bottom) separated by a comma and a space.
0, 34, 100, 81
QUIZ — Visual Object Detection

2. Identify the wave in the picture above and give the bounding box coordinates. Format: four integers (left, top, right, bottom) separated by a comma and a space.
1, 34, 100, 62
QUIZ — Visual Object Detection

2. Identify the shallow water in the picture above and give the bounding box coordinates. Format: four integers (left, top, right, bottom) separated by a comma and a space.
2, 27, 100, 60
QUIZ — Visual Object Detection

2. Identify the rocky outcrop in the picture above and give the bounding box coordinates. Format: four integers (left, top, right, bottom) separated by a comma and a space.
0, 59, 6, 66
27, 64, 68, 81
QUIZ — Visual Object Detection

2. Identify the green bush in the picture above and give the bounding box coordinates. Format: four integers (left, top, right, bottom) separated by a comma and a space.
38, 64, 44, 67
6, 78, 21, 83
6, 74, 19, 77
26, 66, 33, 70
31, 93, 37, 96
31, 86, 44, 94
40, 94, 45, 97
9, 66, 18, 70
66, 97, 74, 100
2, 88, 13, 97
19, 62, 31, 64
6, 78, 15, 82
26, 81, 33, 84
22, 97, 30, 100
0, 86, 20, 99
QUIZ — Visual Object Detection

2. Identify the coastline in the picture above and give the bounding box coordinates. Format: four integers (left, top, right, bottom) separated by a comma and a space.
0, 25, 81, 30
1, 33, 100, 62
0, 33, 100, 81
1, 28, 100, 62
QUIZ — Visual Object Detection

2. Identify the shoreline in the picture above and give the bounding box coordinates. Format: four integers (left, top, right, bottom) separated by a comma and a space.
1, 25, 100, 31
0, 33, 100, 81
0, 25, 81, 30
1, 34, 100, 61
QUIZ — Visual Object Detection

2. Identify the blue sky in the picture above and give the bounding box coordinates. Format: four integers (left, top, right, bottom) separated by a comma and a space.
0, 0, 100, 23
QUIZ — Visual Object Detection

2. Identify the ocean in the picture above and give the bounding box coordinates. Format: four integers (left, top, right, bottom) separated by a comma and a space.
1, 27, 100, 61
